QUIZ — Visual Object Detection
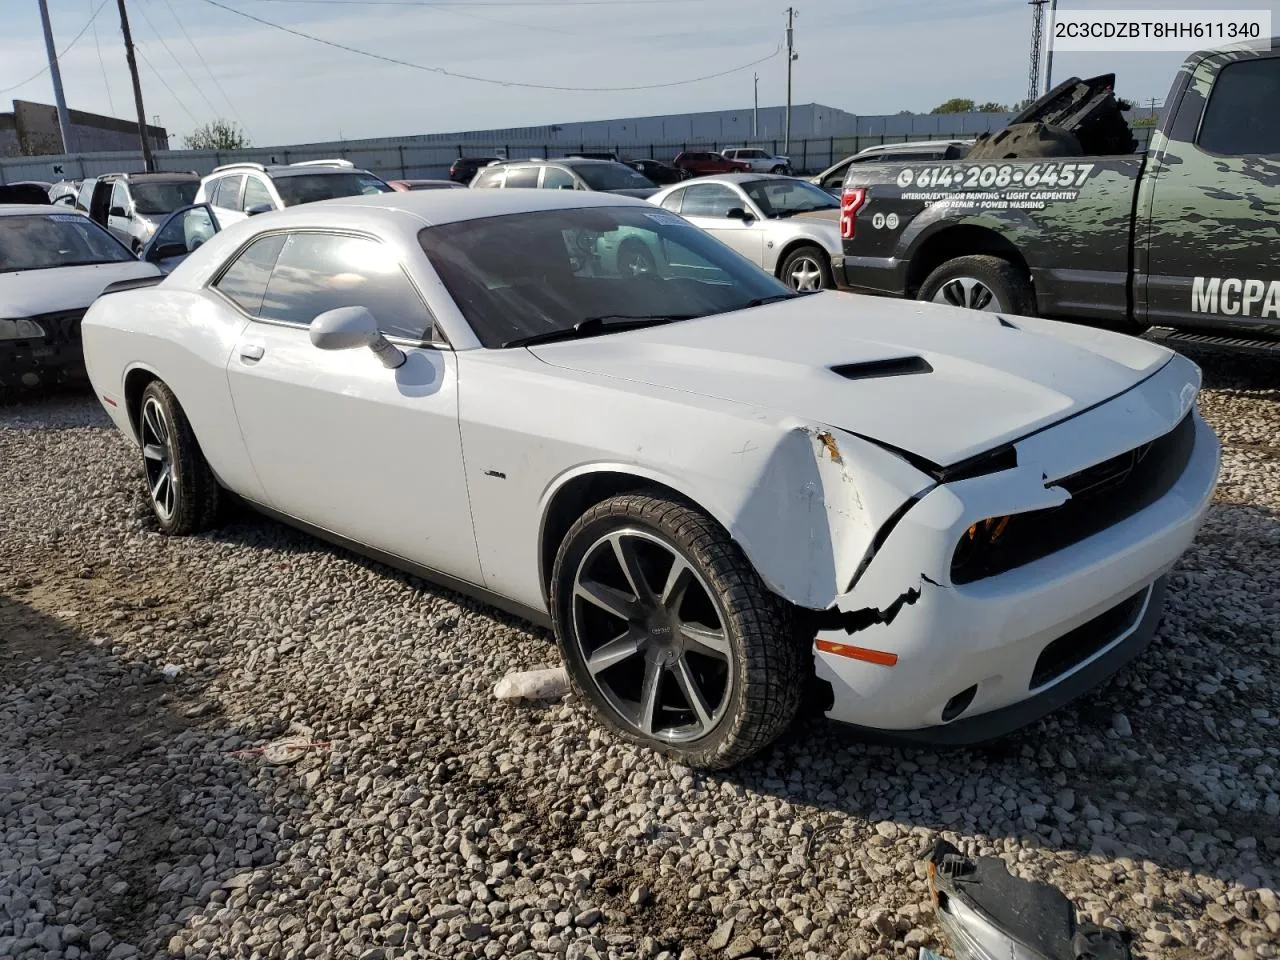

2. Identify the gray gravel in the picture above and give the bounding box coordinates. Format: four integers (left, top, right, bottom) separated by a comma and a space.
2, 352, 1278, 960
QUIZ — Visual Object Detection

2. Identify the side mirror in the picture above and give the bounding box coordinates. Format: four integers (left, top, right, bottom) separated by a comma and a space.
726, 207, 754, 222
110, 205, 128, 218
245, 203, 273, 217
148, 242, 188, 262
310, 306, 406, 369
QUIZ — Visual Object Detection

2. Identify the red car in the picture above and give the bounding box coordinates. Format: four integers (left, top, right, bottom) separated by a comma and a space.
672, 151, 751, 176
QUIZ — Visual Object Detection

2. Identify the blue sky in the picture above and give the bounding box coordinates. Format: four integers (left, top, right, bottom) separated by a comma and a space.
1, 0, 1275, 147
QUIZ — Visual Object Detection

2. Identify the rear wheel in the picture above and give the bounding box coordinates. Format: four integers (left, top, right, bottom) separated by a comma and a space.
138, 380, 221, 535
617, 239, 657, 277
918, 254, 1036, 316
550, 493, 802, 770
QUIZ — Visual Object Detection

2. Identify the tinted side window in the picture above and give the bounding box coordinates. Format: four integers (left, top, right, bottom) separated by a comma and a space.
1198, 58, 1280, 156
259, 232, 434, 340
659, 188, 684, 213
213, 234, 287, 315
110, 182, 130, 214
472, 168, 504, 188
679, 184, 739, 218
503, 167, 539, 189
213, 175, 244, 211
541, 166, 576, 189
244, 177, 274, 210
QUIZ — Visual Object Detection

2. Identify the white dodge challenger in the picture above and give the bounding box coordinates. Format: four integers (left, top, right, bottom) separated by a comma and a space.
81, 189, 1220, 769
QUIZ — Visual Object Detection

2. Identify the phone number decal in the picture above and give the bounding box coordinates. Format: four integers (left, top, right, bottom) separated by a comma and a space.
895, 162, 1097, 191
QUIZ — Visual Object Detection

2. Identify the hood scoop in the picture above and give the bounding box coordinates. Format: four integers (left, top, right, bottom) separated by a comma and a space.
830, 356, 933, 381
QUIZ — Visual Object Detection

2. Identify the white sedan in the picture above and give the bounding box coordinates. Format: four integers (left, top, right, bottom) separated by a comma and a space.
1, 204, 160, 391
81, 189, 1219, 769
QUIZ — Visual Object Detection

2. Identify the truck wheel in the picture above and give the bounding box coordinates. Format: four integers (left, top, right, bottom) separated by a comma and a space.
780, 245, 833, 291
550, 493, 802, 770
919, 255, 1036, 316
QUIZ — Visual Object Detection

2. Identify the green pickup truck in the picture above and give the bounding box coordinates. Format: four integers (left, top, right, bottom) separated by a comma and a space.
835, 41, 1280, 342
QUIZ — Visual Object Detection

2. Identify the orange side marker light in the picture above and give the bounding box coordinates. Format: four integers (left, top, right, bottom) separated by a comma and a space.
814, 639, 898, 667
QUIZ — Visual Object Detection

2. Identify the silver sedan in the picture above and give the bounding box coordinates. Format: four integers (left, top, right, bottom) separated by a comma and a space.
647, 174, 842, 291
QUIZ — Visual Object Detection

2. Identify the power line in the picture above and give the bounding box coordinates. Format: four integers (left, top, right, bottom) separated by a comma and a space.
159, 0, 248, 134
90, 0, 119, 114
197, 0, 783, 92
248, 0, 705, 5
133, 40, 200, 124
0, 0, 113, 95
133, 0, 224, 118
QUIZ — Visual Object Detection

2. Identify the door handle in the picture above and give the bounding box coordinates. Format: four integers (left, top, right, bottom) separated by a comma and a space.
239, 343, 265, 362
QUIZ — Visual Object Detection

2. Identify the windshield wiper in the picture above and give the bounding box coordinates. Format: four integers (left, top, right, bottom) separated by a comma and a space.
740, 294, 799, 309
503, 313, 697, 349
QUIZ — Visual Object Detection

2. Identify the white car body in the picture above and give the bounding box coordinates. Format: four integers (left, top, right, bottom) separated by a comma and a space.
79, 190, 1218, 757
194, 159, 391, 228
721, 148, 792, 173
1, 205, 160, 390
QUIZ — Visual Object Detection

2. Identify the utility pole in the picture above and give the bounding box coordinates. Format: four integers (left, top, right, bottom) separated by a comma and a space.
115, 0, 155, 172
1043, 0, 1059, 95
36, 0, 75, 154
753, 72, 758, 138
1027, 0, 1047, 106
784, 7, 796, 154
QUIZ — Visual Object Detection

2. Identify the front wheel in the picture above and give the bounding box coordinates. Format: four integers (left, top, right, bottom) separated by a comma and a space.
550, 493, 802, 770
918, 254, 1036, 316
138, 380, 221, 535
770, 164, 790, 175
779, 245, 833, 292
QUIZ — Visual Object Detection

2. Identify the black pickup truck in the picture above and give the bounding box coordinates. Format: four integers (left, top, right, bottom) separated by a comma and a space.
835, 41, 1280, 340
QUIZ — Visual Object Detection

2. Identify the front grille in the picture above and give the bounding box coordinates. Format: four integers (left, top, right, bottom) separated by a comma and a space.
951, 412, 1196, 585
1030, 587, 1149, 689
29, 308, 87, 347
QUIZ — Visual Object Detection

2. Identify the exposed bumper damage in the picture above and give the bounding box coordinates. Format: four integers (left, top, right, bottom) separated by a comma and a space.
0, 310, 89, 393
809, 353, 1219, 740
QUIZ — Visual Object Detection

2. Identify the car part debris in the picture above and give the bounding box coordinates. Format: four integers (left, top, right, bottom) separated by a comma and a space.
493, 666, 570, 701
229, 736, 332, 764
927, 840, 1132, 960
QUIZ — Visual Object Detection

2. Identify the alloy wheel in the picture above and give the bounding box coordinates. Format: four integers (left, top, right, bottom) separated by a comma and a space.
787, 255, 825, 291
140, 396, 177, 521
570, 528, 733, 744
931, 276, 1005, 312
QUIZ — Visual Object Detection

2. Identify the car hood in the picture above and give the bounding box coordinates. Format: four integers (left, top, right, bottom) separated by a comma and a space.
0, 260, 162, 316
786, 209, 841, 225
528, 292, 1173, 467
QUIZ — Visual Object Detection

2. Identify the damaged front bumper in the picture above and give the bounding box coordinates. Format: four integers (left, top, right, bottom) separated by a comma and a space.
0, 310, 89, 392
812, 355, 1220, 742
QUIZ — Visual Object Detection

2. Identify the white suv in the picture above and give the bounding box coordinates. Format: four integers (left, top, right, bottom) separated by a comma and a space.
720, 147, 792, 174
194, 159, 392, 226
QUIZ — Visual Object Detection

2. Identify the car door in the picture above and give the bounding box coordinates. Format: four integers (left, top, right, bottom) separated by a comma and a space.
676, 182, 764, 264
209, 175, 247, 226
539, 165, 577, 190
223, 229, 483, 584
1139, 52, 1280, 332
107, 181, 133, 246
242, 175, 277, 215
142, 203, 222, 273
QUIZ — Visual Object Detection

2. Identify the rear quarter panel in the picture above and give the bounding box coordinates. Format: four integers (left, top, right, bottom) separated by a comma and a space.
844, 157, 1143, 319
82, 286, 265, 501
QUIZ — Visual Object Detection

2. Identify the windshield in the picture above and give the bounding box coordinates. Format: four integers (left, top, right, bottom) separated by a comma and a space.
419, 206, 796, 348
0, 213, 134, 272
571, 163, 656, 192
742, 179, 839, 217
274, 172, 391, 207
131, 181, 199, 214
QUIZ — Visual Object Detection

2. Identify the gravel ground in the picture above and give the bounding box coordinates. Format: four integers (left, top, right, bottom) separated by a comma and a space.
2, 348, 1278, 960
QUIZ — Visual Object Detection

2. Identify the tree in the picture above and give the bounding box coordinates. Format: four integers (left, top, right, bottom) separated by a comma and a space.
1132, 115, 1157, 127
184, 119, 251, 150
977, 101, 1010, 113
932, 97, 975, 114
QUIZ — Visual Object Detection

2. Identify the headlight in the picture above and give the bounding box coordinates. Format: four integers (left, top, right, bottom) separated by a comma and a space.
0, 318, 46, 341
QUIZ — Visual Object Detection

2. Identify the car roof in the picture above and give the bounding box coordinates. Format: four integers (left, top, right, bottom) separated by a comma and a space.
663, 172, 795, 186
0, 204, 83, 217
290, 187, 652, 227
205, 164, 377, 180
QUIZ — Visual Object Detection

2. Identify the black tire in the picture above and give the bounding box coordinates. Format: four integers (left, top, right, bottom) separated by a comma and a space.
137, 380, 221, 535
550, 493, 802, 770
617, 239, 657, 277
779, 244, 834, 292
918, 254, 1037, 316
